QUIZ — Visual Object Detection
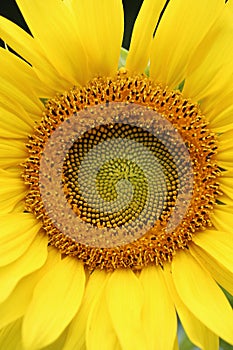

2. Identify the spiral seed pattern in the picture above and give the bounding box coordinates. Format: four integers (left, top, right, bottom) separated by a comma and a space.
23, 72, 221, 270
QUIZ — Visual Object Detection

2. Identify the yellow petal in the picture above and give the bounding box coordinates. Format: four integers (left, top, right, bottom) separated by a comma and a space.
219, 129, 233, 151
150, 0, 224, 88
126, 0, 165, 73
0, 233, 48, 303
139, 265, 177, 350
0, 169, 27, 214
198, 4, 233, 129
0, 319, 23, 350
0, 91, 38, 126
0, 139, 27, 168
73, 0, 124, 77
86, 279, 120, 350
0, 213, 41, 266
217, 130, 233, 170
164, 264, 219, 350
219, 194, 233, 206
106, 269, 146, 350
190, 232, 233, 295
42, 329, 68, 350
0, 77, 42, 118
172, 250, 233, 344
0, 16, 51, 71
63, 269, 109, 350
0, 107, 33, 138
193, 230, 233, 274
0, 16, 71, 96
183, 9, 233, 102
209, 114, 233, 134
22, 256, 85, 350
0, 271, 41, 329
16, 0, 89, 85
211, 205, 233, 232
0, 49, 43, 117
191, 244, 233, 298
0, 248, 55, 329
201, 85, 233, 134
0, 48, 43, 108
0, 15, 74, 95
219, 172, 233, 204
173, 337, 179, 350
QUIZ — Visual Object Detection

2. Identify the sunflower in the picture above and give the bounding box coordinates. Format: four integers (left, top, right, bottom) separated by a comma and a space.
0, 0, 233, 349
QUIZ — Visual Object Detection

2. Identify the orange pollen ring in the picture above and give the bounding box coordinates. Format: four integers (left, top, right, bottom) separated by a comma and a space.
23, 72, 221, 271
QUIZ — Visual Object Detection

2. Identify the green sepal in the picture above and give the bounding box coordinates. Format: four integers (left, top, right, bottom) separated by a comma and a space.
40, 97, 49, 106
118, 47, 129, 69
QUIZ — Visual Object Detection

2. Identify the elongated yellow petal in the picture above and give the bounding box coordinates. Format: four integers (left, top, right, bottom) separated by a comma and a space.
0, 276, 32, 329
207, 106, 233, 133
193, 230, 233, 273
16, 0, 89, 85
0, 139, 27, 168
0, 233, 48, 303
201, 80, 233, 132
106, 269, 146, 350
0, 107, 32, 138
126, 0, 165, 73
86, 281, 120, 350
63, 269, 109, 350
0, 50, 43, 117
0, 271, 44, 329
217, 130, 233, 170
219, 172, 233, 204
211, 205, 233, 232
0, 248, 55, 329
0, 196, 22, 215
150, 0, 224, 88
0, 213, 41, 266
219, 129, 233, 151
190, 243, 233, 296
22, 256, 85, 350
164, 264, 219, 350
0, 18, 72, 96
42, 330, 69, 350
183, 9, 233, 102
0, 46, 56, 101
0, 319, 23, 350
0, 16, 51, 70
172, 250, 233, 344
0, 48, 44, 107
0, 80, 41, 118
0, 16, 74, 95
0, 169, 26, 214
191, 229, 233, 295
73, 0, 123, 77
0, 86, 41, 125
0, 92, 40, 127
173, 337, 179, 350
139, 265, 177, 350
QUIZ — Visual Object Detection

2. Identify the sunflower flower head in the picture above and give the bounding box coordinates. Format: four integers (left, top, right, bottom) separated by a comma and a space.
0, 1, 233, 350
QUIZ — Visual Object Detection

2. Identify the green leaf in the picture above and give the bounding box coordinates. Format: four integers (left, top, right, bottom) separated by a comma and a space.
220, 339, 233, 350
180, 336, 197, 350
178, 323, 197, 350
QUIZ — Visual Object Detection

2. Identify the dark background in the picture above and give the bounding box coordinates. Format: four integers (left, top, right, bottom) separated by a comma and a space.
0, 0, 144, 49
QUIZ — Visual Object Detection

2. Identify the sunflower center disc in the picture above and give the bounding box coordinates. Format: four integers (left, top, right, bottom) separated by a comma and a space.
23, 73, 221, 270
39, 103, 192, 247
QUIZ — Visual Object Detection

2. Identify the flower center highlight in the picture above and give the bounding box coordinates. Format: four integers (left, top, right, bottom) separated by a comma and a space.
23, 72, 221, 270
